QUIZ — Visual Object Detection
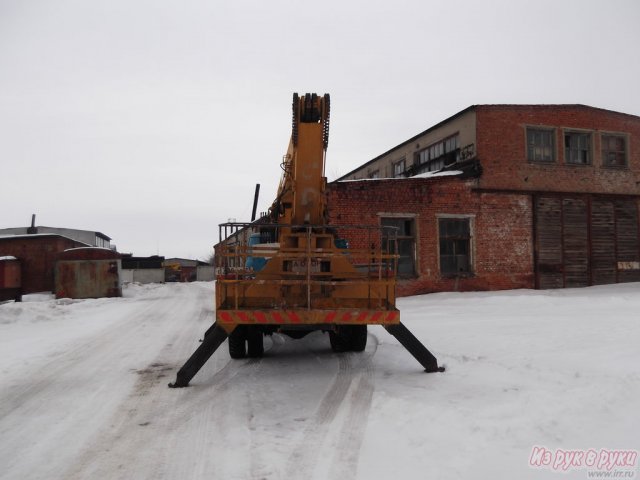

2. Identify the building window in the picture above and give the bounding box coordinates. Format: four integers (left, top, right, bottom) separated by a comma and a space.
415, 134, 460, 173
527, 128, 555, 163
601, 134, 627, 167
393, 159, 406, 178
439, 217, 472, 276
381, 217, 416, 277
565, 131, 591, 165
368, 170, 379, 179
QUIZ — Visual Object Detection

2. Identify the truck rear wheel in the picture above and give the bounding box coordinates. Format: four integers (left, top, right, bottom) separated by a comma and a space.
330, 325, 368, 352
329, 329, 349, 352
247, 326, 264, 358
349, 325, 367, 352
228, 326, 246, 359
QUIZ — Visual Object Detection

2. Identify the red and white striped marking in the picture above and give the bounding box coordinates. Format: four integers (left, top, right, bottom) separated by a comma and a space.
217, 309, 399, 325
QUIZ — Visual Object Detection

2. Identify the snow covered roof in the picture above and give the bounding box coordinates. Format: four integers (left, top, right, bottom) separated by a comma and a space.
0, 255, 18, 261
0, 233, 90, 246
63, 247, 113, 253
338, 170, 463, 183
0, 227, 111, 241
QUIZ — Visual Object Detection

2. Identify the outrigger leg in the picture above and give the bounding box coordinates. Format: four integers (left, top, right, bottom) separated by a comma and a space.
168, 322, 228, 388
384, 322, 445, 373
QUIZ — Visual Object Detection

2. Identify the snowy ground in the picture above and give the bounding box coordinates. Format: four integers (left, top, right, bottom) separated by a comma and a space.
0, 282, 638, 480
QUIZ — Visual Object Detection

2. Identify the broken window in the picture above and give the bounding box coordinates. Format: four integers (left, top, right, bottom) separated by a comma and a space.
601, 134, 627, 167
381, 217, 416, 277
565, 131, 591, 165
439, 217, 472, 275
527, 128, 555, 163
415, 134, 460, 173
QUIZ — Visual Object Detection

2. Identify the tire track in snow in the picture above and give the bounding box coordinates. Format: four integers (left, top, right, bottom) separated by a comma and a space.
283, 333, 378, 480
58, 284, 216, 480
126, 288, 220, 480
163, 330, 285, 479
60, 287, 208, 480
0, 299, 161, 422
0, 285, 198, 480
327, 338, 377, 479
175, 352, 280, 479
246, 334, 287, 480
282, 354, 354, 479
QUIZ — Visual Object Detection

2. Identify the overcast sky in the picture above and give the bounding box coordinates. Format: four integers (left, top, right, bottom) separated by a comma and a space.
1, 0, 639, 260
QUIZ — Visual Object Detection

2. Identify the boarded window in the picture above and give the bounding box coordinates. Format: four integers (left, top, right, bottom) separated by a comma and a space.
535, 195, 640, 288
439, 218, 471, 275
535, 196, 563, 288
381, 217, 416, 277
561, 197, 589, 287
591, 199, 616, 285
565, 132, 591, 165
601, 134, 627, 167
527, 128, 555, 163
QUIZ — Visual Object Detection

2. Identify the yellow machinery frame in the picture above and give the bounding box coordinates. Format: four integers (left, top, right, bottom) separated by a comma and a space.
169, 93, 442, 388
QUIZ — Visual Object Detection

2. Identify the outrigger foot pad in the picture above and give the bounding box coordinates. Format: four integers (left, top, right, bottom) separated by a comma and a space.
169, 323, 228, 388
384, 322, 443, 373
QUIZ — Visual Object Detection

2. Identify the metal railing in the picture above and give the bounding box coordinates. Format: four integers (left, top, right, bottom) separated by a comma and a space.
215, 223, 399, 311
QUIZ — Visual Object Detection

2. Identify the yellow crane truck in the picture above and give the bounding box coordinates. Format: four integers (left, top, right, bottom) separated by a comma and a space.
169, 93, 443, 388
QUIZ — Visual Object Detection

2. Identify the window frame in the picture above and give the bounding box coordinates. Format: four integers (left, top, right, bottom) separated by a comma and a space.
415, 134, 460, 173
393, 158, 406, 178
564, 130, 593, 166
437, 214, 475, 277
601, 132, 628, 168
379, 214, 418, 278
526, 126, 556, 164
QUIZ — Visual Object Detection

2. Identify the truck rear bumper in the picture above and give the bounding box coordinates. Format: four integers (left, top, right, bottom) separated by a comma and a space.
216, 308, 399, 327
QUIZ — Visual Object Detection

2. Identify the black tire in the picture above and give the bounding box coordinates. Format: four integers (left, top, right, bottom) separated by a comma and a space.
247, 326, 264, 358
228, 326, 246, 359
349, 325, 367, 352
329, 328, 350, 353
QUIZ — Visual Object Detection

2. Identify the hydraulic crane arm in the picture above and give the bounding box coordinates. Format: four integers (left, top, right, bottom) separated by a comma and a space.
270, 93, 330, 226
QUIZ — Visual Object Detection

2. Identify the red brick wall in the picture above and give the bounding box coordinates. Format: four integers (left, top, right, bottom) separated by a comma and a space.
328, 177, 534, 296
475, 105, 640, 195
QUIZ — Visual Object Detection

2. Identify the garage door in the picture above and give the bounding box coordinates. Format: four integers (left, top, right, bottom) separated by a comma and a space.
535, 195, 640, 289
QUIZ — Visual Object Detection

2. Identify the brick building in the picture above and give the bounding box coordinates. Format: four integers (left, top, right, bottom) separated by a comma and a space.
331, 104, 640, 295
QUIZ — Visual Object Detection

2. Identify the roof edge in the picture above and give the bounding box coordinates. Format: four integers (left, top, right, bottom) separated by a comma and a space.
335, 105, 477, 181
334, 103, 640, 182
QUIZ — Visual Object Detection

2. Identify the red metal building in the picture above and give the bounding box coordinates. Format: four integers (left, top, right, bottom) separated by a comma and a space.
0, 234, 87, 294
55, 248, 122, 299
0, 256, 21, 301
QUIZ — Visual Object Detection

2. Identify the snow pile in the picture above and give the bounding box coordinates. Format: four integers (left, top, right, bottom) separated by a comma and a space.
365, 283, 640, 479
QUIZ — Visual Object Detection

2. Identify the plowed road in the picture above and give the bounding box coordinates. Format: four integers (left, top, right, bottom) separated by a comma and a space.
0, 283, 392, 480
